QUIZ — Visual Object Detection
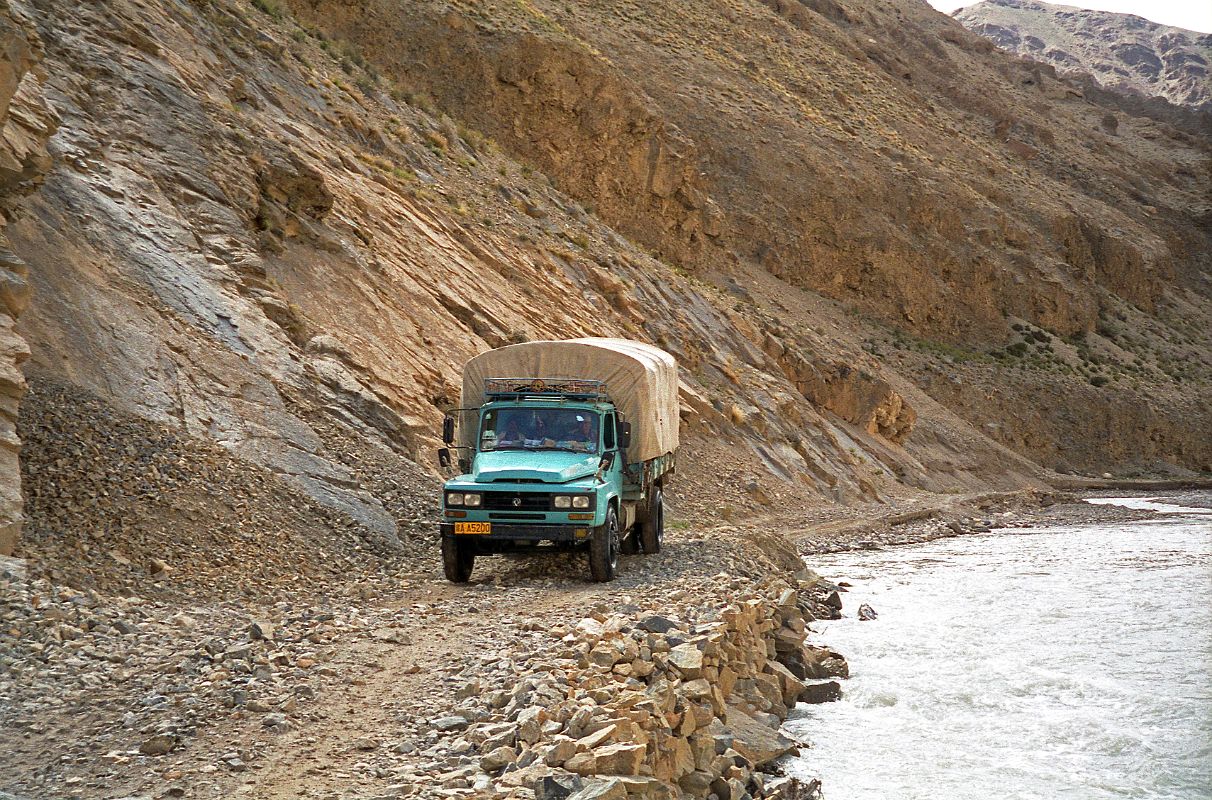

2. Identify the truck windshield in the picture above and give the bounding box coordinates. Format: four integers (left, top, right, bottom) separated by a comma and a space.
480, 407, 599, 454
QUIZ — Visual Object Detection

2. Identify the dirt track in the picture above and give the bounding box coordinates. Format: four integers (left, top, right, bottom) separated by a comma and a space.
1, 507, 806, 799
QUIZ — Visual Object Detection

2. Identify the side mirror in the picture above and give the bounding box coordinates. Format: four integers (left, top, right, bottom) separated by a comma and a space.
438, 448, 452, 470
619, 422, 632, 450
442, 415, 455, 445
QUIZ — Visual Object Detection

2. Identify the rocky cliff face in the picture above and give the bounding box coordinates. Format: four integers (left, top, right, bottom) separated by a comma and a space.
955, 0, 1212, 112
0, 1, 54, 555
282, 0, 1211, 469
0, 0, 1209, 565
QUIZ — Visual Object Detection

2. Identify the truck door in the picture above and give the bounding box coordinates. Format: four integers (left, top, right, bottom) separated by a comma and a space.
603, 411, 616, 453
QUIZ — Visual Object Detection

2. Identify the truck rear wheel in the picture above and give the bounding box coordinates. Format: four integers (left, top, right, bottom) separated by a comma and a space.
639, 488, 664, 554
442, 536, 474, 583
589, 506, 620, 582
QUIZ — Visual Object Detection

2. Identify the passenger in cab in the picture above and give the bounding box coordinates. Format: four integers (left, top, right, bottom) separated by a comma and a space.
498, 418, 525, 448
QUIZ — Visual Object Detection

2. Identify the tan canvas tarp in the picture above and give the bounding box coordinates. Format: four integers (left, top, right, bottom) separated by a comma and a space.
460, 338, 679, 463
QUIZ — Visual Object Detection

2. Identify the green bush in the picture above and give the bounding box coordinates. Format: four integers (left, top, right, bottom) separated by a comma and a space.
1089, 375, 1110, 387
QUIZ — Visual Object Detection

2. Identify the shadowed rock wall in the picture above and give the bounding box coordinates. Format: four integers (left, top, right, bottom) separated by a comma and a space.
0, 1, 54, 554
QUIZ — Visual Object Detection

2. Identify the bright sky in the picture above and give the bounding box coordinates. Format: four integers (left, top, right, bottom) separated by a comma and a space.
933, 0, 1212, 33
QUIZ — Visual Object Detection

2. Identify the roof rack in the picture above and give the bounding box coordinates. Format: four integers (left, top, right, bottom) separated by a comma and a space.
484, 377, 609, 401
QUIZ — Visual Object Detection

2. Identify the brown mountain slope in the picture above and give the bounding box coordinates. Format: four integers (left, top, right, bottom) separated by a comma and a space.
0, 0, 1208, 566
955, 0, 1212, 112
2, 0, 1056, 569
282, 0, 1212, 471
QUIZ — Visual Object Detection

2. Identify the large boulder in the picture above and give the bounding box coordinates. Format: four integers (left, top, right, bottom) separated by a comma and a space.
720, 705, 797, 767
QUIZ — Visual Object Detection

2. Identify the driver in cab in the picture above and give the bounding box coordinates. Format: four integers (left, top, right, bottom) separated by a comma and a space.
560, 414, 597, 453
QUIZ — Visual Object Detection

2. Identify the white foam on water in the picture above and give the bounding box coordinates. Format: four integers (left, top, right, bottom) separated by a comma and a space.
785, 500, 1212, 800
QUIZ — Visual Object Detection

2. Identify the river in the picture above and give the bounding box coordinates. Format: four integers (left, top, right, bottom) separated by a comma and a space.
784, 496, 1212, 800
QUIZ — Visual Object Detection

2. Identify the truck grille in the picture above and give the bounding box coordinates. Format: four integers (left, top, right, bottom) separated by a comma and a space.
482, 491, 553, 511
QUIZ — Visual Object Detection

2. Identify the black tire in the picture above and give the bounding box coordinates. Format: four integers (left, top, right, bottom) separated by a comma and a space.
639, 488, 664, 554
620, 529, 640, 555
589, 506, 620, 582
442, 536, 474, 583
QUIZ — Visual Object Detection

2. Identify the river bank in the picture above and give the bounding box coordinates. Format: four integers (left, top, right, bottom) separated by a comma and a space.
0, 487, 1171, 800
794, 489, 1166, 555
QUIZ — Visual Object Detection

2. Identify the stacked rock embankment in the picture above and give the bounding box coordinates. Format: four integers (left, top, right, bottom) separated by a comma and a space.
428, 573, 848, 799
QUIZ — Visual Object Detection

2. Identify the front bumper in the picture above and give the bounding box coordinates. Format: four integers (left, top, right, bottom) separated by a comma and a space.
439, 522, 594, 543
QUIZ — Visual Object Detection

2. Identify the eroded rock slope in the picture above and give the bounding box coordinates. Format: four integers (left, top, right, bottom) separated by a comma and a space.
282, 0, 1212, 477
1, 0, 1049, 572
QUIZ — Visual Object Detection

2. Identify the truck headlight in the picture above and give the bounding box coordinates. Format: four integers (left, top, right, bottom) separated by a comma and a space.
553, 496, 571, 509
572, 496, 590, 509
446, 492, 464, 506
463, 493, 482, 507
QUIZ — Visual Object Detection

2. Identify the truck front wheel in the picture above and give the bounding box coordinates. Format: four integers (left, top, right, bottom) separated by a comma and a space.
442, 536, 474, 583
639, 488, 664, 554
589, 506, 620, 582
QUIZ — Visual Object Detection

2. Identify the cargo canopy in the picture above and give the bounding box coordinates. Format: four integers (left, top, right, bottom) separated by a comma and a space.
460, 338, 679, 463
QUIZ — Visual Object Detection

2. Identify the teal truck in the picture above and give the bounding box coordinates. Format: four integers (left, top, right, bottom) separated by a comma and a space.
437, 338, 679, 583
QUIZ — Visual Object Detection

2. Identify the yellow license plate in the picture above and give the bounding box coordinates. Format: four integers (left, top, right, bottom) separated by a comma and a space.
454, 522, 491, 535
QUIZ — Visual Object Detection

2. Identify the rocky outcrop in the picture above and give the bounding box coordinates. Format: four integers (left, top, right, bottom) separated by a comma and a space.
762, 329, 917, 444
280, 8, 721, 268
0, 2, 55, 555
956, 0, 1212, 112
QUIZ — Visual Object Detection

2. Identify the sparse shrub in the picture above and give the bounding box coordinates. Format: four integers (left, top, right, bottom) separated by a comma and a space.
424, 131, 449, 152
1089, 375, 1110, 387
252, 0, 284, 18
458, 124, 489, 154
